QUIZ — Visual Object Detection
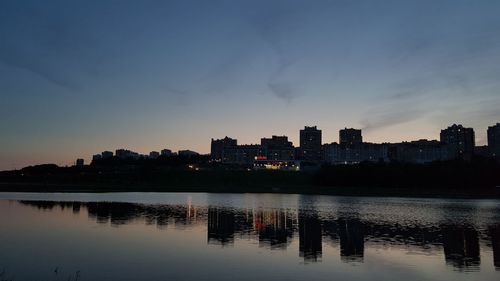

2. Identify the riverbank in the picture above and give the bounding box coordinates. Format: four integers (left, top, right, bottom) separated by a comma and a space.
1, 182, 499, 199
1, 160, 499, 199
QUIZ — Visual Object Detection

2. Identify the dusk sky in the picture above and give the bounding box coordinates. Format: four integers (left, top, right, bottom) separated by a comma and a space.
1, 0, 500, 169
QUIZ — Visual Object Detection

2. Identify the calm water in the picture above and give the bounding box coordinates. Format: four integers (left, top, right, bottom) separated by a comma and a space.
1, 192, 499, 281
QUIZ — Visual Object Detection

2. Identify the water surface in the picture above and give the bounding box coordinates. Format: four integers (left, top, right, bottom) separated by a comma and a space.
0, 192, 499, 281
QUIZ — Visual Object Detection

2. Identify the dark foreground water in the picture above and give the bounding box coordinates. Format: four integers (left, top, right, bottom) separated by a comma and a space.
0, 192, 499, 281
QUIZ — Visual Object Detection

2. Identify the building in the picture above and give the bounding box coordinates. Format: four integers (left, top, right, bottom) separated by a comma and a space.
149, 151, 160, 159
388, 140, 451, 163
488, 123, 500, 159
253, 159, 300, 171
224, 144, 263, 165
260, 135, 295, 161
474, 145, 490, 158
92, 154, 102, 161
323, 142, 388, 164
101, 151, 113, 159
115, 149, 139, 159
211, 137, 237, 162
440, 124, 475, 159
299, 126, 322, 163
75, 158, 84, 167
161, 149, 172, 156
339, 128, 362, 146
178, 150, 199, 157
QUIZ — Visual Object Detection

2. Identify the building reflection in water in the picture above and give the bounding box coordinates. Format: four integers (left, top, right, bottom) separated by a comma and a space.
442, 225, 481, 270
338, 218, 365, 262
253, 208, 295, 249
208, 207, 235, 245
298, 210, 322, 262
490, 224, 500, 270
18, 200, 500, 270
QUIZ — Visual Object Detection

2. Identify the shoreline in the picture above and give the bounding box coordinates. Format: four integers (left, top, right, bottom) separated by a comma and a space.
1, 182, 499, 200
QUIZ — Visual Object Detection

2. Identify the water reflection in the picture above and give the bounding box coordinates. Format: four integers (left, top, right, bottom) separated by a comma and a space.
490, 224, 500, 269
18, 199, 500, 271
442, 225, 480, 269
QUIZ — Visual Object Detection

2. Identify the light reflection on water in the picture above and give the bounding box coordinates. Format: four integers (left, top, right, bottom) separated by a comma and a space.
0, 192, 499, 281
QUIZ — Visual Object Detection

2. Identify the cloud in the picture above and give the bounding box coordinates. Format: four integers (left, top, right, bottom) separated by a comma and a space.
267, 81, 296, 104
247, 2, 319, 103
0, 55, 79, 91
361, 106, 427, 130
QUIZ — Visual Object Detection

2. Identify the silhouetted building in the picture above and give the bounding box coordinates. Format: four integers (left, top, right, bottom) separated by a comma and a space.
298, 211, 322, 261
440, 124, 475, 160
149, 151, 160, 159
323, 142, 388, 164
116, 149, 139, 159
101, 151, 113, 159
474, 145, 490, 158
75, 158, 84, 167
211, 137, 238, 162
299, 126, 322, 163
339, 128, 362, 146
488, 123, 500, 159
260, 135, 295, 161
92, 154, 102, 161
178, 150, 199, 156
388, 140, 452, 163
225, 144, 263, 165
161, 149, 172, 156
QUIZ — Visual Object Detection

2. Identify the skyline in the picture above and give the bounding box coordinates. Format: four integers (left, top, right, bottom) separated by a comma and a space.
2, 0, 500, 169
21, 122, 500, 168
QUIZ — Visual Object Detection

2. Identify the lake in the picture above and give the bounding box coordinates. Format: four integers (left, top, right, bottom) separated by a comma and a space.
0, 192, 499, 281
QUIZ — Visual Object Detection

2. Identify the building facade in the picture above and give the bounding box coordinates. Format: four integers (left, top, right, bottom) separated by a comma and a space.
388, 140, 452, 164
115, 149, 140, 159
299, 126, 322, 163
440, 124, 475, 159
323, 142, 388, 164
161, 149, 172, 156
224, 144, 263, 165
488, 123, 500, 159
260, 135, 295, 161
211, 137, 238, 162
339, 128, 362, 146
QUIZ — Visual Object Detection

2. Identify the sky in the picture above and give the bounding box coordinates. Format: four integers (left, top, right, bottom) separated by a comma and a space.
1, 0, 500, 169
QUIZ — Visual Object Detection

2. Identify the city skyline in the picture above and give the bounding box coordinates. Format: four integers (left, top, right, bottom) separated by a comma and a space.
74, 122, 500, 168
3, 121, 500, 169
2, 0, 500, 169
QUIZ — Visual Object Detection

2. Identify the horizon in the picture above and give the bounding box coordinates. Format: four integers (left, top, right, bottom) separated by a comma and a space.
5, 122, 497, 170
2, 0, 500, 169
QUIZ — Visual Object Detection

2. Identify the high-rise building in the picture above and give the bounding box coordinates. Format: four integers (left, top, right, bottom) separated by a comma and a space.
388, 140, 451, 163
323, 142, 389, 164
75, 158, 84, 167
440, 124, 475, 159
161, 149, 172, 156
115, 149, 139, 159
149, 151, 160, 159
101, 151, 113, 159
178, 150, 199, 156
299, 126, 322, 162
488, 123, 500, 158
260, 135, 295, 161
211, 137, 237, 162
339, 128, 362, 146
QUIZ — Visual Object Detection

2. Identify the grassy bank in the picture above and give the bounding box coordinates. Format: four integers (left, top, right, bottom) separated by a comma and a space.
1, 160, 499, 199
